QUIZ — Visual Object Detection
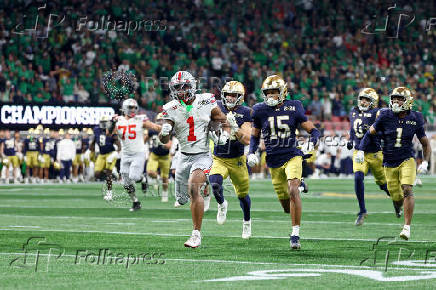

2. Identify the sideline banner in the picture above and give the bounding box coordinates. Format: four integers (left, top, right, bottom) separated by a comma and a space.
0, 103, 117, 130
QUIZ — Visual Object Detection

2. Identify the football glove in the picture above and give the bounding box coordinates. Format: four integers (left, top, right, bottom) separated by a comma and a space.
247, 153, 259, 167
354, 150, 365, 164
38, 154, 45, 163
160, 123, 172, 137
226, 112, 239, 135
210, 130, 229, 145
417, 161, 428, 174
346, 141, 353, 150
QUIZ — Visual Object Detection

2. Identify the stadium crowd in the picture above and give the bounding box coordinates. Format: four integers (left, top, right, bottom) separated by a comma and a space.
0, 0, 435, 124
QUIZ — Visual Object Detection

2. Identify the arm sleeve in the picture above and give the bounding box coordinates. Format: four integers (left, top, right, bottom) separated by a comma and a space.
416, 112, 426, 139
252, 107, 262, 129
349, 112, 355, 141
249, 135, 260, 154
358, 131, 372, 151
372, 111, 384, 133
296, 101, 308, 124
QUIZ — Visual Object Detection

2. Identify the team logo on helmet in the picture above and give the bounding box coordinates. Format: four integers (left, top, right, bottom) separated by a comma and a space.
357, 88, 379, 112
390, 87, 414, 113
221, 81, 245, 109
261, 75, 287, 106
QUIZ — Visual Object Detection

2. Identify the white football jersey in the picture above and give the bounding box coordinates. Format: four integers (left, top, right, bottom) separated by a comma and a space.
115, 114, 148, 154
162, 93, 217, 154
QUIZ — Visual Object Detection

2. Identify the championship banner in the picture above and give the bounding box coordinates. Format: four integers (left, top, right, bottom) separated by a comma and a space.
0, 103, 117, 130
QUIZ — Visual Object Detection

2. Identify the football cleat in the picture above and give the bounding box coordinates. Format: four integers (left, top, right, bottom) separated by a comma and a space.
299, 178, 308, 194
242, 219, 252, 239
103, 190, 113, 201
217, 200, 228, 225
174, 201, 182, 208
184, 230, 201, 248
203, 194, 211, 212
290, 235, 301, 250
354, 212, 368, 226
161, 191, 168, 202
129, 201, 141, 212
400, 227, 410, 240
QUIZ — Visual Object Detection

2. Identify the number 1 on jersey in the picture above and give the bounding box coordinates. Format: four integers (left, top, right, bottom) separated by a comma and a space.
394, 128, 403, 147
186, 116, 197, 141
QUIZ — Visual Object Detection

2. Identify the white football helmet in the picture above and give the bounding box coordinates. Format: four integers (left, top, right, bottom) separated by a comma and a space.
169, 71, 197, 103
121, 98, 138, 117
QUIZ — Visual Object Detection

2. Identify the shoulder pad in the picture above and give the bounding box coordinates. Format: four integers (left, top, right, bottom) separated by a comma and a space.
163, 100, 180, 112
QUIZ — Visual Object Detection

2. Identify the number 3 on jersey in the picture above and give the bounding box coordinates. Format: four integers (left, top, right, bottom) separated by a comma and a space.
118, 124, 137, 140
186, 116, 197, 141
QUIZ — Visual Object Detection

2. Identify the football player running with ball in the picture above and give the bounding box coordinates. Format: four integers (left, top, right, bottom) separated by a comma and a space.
113, 98, 161, 211
357, 87, 431, 240
348, 88, 390, 226
248, 75, 320, 250
209, 81, 253, 239
159, 71, 229, 248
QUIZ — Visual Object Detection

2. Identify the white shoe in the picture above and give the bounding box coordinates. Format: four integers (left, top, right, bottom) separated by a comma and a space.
104, 190, 113, 201
161, 191, 168, 202
203, 195, 211, 212
174, 201, 182, 208
242, 219, 252, 239
400, 226, 410, 240
184, 230, 201, 248
217, 200, 228, 225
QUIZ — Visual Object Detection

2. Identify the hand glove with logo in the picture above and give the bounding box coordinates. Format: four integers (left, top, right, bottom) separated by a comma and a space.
354, 150, 365, 163
417, 161, 428, 174
226, 112, 239, 135
346, 141, 354, 150
160, 123, 172, 137
247, 153, 259, 167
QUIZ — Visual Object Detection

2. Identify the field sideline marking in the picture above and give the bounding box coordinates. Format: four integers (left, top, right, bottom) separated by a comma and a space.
1, 206, 436, 215
1, 252, 435, 272
0, 227, 434, 243
0, 214, 418, 227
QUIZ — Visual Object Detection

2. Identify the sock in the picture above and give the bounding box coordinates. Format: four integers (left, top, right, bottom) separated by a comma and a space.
238, 195, 251, 221
354, 171, 366, 214
291, 225, 300, 236
125, 184, 138, 202
162, 190, 168, 197
403, 225, 410, 231
379, 183, 390, 196
209, 174, 224, 204
106, 175, 112, 191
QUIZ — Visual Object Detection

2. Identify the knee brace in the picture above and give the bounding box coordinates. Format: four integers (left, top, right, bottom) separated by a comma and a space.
403, 190, 414, 198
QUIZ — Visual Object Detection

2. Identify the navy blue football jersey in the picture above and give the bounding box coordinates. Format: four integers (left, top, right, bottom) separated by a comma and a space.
3, 138, 16, 156
24, 137, 40, 152
42, 138, 56, 157
372, 109, 426, 167
252, 100, 307, 168
349, 107, 381, 153
94, 126, 116, 154
214, 101, 251, 158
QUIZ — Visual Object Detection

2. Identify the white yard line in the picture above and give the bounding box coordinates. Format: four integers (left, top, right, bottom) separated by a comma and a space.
0, 227, 434, 243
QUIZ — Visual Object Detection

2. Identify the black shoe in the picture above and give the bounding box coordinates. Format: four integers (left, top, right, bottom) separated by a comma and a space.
130, 201, 141, 212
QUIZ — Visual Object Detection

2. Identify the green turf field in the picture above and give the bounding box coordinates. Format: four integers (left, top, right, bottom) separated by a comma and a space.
1, 177, 436, 289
